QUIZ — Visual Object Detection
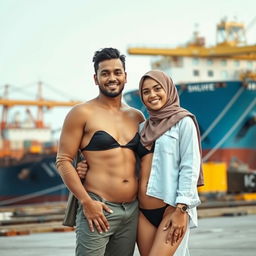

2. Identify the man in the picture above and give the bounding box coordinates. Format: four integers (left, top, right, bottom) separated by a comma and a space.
56, 48, 144, 256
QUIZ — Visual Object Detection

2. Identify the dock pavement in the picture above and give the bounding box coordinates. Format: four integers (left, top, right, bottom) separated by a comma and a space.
0, 214, 256, 256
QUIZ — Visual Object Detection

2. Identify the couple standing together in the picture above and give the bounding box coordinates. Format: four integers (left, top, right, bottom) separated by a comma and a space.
56, 47, 204, 256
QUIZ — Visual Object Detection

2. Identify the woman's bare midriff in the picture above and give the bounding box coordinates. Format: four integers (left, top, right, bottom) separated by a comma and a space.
138, 154, 167, 209
82, 148, 138, 203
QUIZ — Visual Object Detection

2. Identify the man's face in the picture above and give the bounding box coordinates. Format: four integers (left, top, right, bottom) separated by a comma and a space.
94, 58, 127, 98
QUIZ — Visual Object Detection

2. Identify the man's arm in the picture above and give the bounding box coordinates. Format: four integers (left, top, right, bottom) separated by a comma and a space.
56, 105, 90, 203
56, 105, 112, 233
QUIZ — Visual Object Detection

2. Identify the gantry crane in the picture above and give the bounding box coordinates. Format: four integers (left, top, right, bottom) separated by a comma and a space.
0, 83, 81, 129
128, 19, 256, 60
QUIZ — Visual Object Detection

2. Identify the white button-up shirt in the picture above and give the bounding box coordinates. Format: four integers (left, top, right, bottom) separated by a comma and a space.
142, 116, 201, 228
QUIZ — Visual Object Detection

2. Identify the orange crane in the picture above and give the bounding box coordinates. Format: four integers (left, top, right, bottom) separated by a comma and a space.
0, 98, 82, 108
127, 19, 256, 60
0, 83, 82, 129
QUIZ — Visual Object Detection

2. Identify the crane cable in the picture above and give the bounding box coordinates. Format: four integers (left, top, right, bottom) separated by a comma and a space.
246, 16, 256, 32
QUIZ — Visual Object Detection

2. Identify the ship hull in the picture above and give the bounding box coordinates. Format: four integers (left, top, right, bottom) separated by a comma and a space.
0, 154, 68, 206
124, 80, 256, 170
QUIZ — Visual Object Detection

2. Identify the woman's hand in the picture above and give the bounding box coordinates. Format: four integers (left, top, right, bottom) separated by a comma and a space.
76, 160, 89, 180
163, 206, 188, 245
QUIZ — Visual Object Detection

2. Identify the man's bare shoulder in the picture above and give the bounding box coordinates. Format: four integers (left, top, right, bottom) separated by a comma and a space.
122, 103, 145, 123
62, 100, 98, 126
67, 99, 97, 115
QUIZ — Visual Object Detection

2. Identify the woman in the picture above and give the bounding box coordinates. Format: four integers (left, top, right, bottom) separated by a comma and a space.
135, 70, 203, 256
77, 70, 204, 256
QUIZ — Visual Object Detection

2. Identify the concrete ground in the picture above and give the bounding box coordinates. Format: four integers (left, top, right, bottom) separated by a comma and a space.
0, 214, 255, 256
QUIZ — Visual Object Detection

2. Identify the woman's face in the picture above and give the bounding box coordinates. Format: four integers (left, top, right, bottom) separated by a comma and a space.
141, 78, 167, 111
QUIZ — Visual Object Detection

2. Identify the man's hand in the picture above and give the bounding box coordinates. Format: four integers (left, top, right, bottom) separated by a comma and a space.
82, 199, 113, 233
76, 160, 88, 180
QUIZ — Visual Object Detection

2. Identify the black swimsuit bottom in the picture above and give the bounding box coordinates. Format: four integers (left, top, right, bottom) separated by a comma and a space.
139, 205, 168, 228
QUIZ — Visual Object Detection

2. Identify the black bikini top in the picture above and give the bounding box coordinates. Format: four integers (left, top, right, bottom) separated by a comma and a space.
81, 130, 140, 151
136, 141, 155, 158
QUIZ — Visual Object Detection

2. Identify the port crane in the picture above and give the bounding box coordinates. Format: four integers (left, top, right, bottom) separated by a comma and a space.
128, 19, 256, 61
0, 83, 81, 129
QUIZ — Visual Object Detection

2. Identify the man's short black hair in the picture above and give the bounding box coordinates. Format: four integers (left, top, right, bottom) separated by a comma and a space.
93, 48, 126, 73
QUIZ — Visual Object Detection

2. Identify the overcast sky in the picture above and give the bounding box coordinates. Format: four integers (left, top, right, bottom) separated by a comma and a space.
1, 0, 256, 130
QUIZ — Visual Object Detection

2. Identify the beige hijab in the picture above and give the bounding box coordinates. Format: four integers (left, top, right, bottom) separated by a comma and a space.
139, 70, 204, 186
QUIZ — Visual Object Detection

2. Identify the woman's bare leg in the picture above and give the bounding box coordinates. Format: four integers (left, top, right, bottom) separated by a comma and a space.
148, 209, 189, 256
137, 212, 157, 256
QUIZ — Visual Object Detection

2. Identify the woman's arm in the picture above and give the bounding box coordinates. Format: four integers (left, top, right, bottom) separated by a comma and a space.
176, 116, 201, 208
